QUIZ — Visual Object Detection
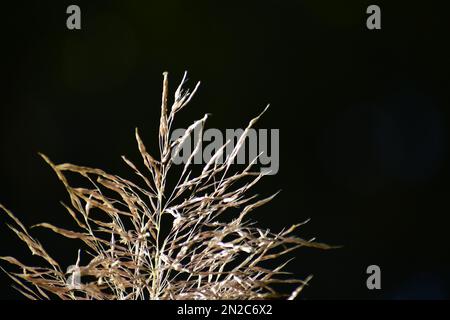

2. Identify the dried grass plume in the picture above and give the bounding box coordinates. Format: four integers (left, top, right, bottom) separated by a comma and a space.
1, 72, 331, 300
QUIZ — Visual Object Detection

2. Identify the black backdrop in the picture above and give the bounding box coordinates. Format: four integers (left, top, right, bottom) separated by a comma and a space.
1, 1, 450, 299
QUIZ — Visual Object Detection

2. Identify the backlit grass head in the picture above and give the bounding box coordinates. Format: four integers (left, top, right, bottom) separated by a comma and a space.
1, 72, 330, 300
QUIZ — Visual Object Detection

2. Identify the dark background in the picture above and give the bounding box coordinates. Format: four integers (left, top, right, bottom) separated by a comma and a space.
1, 1, 450, 299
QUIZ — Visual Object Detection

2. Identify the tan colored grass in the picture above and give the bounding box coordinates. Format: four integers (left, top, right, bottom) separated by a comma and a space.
0, 72, 331, 300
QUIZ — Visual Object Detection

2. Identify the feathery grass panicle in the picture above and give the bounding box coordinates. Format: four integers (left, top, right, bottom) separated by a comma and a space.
1, 72, 331, 300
